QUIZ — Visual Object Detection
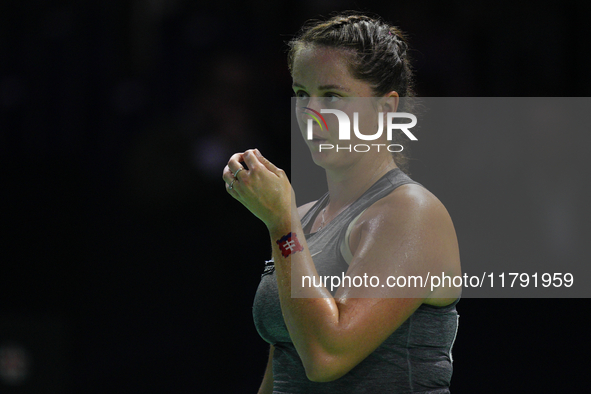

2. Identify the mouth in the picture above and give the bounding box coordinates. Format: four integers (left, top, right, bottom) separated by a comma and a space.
311, 135, 328, 144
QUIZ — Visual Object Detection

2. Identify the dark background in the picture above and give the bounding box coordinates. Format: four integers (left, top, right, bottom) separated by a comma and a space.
1, 1, 590, 393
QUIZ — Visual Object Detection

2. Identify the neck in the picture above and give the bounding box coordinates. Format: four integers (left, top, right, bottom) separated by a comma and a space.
324, 155, 397, 214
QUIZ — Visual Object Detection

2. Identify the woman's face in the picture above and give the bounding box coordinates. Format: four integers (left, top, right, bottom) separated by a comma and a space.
291, 45, 394, 169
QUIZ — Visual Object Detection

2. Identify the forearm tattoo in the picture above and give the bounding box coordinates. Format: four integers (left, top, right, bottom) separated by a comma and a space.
276, 232, 304, 258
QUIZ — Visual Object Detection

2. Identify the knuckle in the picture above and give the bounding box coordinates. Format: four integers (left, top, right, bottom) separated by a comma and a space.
239, 176, 249, 186
229, 152, 242, 162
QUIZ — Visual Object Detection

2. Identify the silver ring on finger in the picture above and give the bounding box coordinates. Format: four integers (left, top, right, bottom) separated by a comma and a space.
233, 167, 243, 179
228, 179, 236, 190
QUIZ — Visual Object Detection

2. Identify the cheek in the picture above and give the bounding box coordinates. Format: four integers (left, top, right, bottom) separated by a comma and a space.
294, 107, 311, 137
297, 111, 339, 139
351, 112, 383, 142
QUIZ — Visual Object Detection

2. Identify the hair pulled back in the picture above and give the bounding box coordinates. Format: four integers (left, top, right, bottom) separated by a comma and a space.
288, 13, 415, 97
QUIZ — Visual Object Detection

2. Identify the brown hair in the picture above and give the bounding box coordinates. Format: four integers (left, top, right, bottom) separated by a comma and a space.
288, 12, 416, 173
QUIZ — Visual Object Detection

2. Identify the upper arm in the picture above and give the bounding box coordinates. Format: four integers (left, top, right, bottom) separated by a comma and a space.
342, 183, 461, 299
307, 185, 461, 381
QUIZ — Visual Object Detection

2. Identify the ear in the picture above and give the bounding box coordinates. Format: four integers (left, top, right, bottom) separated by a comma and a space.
376, 92, 400, 131
381, 91, 399, 113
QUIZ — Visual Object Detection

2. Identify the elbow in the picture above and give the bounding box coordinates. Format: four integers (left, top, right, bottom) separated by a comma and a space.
303, 355, 349, 383
306, 368, 344, 383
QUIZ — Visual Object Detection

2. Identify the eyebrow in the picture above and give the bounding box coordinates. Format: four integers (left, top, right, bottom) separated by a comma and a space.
292, 82, 351, 92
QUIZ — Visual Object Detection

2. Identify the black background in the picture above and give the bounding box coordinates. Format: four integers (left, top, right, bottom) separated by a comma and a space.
1, 1, 590, 393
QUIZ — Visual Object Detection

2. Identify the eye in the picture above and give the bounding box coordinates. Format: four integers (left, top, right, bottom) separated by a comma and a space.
295, 90, 309, 100
324, 93, 341, 103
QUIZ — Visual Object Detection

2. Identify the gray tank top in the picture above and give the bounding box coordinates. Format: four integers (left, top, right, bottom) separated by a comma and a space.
252, 168, 460, 393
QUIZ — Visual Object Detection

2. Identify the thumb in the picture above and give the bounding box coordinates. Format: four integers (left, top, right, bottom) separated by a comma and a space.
254, 149, 281, 175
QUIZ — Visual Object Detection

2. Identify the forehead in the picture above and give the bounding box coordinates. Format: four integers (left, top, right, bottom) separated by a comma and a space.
291, 45, 372, 95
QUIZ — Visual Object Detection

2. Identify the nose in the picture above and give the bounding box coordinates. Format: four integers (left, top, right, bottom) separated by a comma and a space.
303, 96, 323, 112
296, 96, 325, 120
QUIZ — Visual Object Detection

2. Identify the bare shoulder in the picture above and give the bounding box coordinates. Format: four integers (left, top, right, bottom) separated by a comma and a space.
349, 183, 461, 302
375, 183, 458, 257
362, 183, 451, 227
297, 200, 317, 220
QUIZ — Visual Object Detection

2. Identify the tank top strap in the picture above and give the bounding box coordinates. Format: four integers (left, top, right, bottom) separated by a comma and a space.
336, 168, 422, 264
329, 168, 419, 236
300, 192, 330, 235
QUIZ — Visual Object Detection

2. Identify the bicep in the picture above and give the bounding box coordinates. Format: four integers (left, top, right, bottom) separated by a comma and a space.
337, 187, 451, 300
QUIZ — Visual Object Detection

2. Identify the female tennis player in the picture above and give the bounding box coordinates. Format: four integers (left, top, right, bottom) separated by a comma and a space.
223, 13, 461, 393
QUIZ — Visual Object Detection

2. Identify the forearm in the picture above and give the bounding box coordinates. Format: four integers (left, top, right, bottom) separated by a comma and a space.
222, 149, 355, 379
268, 217, 345, 376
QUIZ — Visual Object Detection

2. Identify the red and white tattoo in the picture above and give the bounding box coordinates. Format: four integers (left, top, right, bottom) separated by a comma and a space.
276, 232, 304, 258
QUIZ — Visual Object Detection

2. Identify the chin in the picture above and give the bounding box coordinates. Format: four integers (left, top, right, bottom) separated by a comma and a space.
310, 150, 345, 171
307, 147, 329, 166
